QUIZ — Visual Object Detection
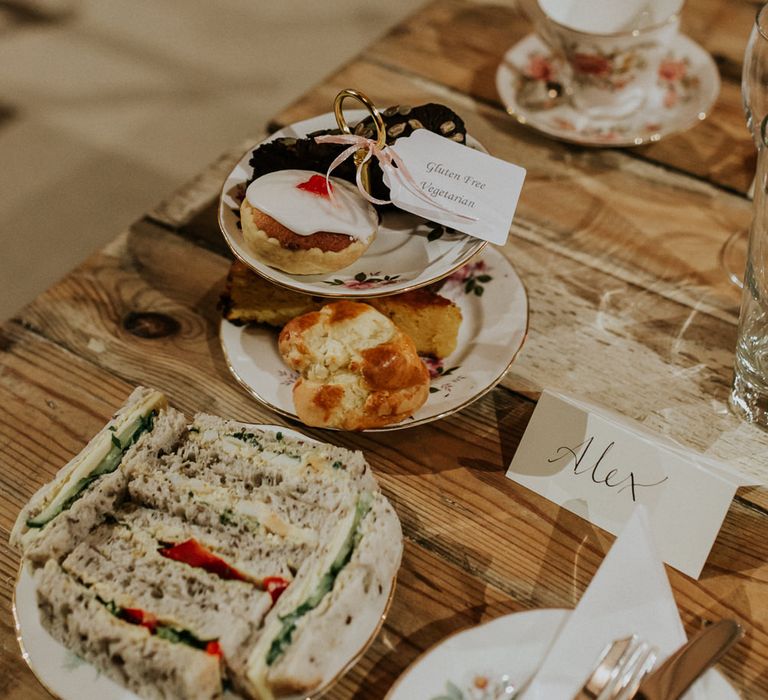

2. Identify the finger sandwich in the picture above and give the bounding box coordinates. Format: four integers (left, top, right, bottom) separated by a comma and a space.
12, 387, 402, 700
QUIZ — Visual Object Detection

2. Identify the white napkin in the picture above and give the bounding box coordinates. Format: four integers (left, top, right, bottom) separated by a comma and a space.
522, 506, 705, 699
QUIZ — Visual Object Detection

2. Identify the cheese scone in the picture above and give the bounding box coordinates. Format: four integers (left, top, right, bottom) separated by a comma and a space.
278, 302, 430, 430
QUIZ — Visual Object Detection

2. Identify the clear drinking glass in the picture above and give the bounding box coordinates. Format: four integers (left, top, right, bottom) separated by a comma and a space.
743, 5, 768, 139
721, 4, 768, 288
731, 112, 768, 426
730, 5, 768, 426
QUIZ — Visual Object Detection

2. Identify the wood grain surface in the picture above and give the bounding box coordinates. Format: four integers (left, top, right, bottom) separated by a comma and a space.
2, 0, 768, 699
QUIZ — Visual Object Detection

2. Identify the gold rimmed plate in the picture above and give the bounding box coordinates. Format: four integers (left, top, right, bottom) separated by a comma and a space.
385, 609, 737, 700
218, 110, 487, 298
219, 246, 529, 431
13, 425, 400, 700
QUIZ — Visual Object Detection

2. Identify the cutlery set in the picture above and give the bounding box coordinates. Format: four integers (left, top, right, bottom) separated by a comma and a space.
572, 620, 743, 700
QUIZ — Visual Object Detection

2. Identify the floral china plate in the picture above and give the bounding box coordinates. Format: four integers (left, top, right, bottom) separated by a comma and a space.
385, 609, 737, 700
219, 111, 486, 298
495, 33, 720, 147
13, 427, 397, 700
219, 246, 528, 431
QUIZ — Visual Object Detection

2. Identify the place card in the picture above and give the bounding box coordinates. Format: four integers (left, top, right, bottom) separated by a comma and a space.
506, 390, 759, 579
385, 129, 526, 245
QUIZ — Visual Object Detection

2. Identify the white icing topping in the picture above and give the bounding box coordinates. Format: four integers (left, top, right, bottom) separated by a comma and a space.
245, 170, 378, 241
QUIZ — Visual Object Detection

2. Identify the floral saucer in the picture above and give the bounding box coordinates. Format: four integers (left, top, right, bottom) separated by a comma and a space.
219, 246, 528, 431
385, 609, 737, 700
219, 111, 486, 298
495, 33, 720, 147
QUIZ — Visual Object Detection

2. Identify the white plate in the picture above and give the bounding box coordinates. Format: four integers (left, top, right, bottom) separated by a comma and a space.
496, 33, 720, 147
386, 608, 738, 700
13, 426, 397, 700
218, 111, 487, 297
219, 246, 528, 431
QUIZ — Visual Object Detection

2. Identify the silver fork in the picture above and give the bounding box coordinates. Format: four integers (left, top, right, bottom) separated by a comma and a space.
573, 636, 658, 700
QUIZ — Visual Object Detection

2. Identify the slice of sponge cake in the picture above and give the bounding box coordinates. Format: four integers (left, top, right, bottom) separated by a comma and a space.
219, 260, 323, 327
368, 288, 461, 359
220, 261, 462, 358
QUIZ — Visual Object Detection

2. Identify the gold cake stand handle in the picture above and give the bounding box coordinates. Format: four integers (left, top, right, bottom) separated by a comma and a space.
333, 89, 386, 194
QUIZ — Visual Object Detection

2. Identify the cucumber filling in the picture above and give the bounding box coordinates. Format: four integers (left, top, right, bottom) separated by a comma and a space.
26, 411, 157, 528
266, 494, 371, 666
99, 597, 217, 653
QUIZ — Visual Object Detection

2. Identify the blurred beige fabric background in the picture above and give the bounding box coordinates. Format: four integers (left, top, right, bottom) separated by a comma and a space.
0, 0, 417, 322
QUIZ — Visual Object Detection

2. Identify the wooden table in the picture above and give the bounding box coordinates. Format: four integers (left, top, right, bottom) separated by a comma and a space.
2, 1, 768, 697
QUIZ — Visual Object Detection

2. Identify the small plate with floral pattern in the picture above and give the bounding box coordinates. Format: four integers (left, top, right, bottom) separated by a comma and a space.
219, 111, 487, 298
219, 246, 528, 431
495, 33, 720, 147
385, 609, 737, 700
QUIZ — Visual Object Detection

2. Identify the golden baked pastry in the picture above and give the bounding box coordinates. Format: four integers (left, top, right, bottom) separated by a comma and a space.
240, 171, 377, 275
278, 302, 430, 430
220, 262, 462, 358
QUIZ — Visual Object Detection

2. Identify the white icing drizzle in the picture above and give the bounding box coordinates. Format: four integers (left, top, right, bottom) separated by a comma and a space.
245, 170, 378, 240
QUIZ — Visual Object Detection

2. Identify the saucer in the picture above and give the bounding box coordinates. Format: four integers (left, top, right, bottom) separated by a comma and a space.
219, 246, 528, 432
495, 33, 720, 147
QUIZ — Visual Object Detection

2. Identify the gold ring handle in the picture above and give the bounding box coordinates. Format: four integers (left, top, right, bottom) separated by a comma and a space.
333, 89, 386, 193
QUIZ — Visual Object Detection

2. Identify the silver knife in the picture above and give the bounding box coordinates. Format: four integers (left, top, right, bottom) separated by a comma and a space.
632, 619, 743, 700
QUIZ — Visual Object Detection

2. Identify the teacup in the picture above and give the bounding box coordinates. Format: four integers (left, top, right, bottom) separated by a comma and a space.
522, 0, 685, 119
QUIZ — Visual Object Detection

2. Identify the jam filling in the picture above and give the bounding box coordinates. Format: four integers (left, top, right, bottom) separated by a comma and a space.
296, 173, 333, 197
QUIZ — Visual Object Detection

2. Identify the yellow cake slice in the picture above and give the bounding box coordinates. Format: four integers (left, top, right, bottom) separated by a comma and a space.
219, 261, 324, 326
367, 289, 461, 359
219, 262, 462, 358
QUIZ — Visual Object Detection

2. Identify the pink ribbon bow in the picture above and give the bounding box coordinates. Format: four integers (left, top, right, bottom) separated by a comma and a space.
314, 133, 401, 205
313, 133, 476, 222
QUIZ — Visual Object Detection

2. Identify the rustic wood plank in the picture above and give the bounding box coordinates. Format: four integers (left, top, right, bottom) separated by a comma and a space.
2, 310, 767, 696
681, 0, 757, 81
148, 140, 260, 231
362, 0, 755, 193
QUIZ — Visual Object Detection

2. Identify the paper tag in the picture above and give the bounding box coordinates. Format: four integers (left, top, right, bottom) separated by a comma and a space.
506, 391, 758, 579
385, 129, 526, 245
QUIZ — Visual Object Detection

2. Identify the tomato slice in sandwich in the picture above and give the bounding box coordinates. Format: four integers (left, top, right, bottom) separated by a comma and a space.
205, 640, 223, 658
262, 576, 289, 603
159, 538, 246, 581
120, 607, 158, 633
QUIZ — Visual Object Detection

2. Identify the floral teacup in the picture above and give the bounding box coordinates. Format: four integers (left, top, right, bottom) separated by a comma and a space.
521, 0, 685, 120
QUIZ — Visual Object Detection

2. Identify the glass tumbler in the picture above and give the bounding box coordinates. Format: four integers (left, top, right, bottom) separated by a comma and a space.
720, 3, 768, 288
730, 114, 768, 427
